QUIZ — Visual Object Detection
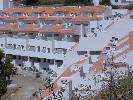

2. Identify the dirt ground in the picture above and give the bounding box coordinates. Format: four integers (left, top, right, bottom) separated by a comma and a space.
2, 74, 44, 100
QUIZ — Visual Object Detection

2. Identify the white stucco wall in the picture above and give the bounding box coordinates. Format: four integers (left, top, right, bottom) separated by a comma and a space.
0, 0, 3, 10
93, 0, 100, 5
0, 0, 13, 10
111, 0, 133, 5
90, 21, 98, 29
112, 9, 128, 15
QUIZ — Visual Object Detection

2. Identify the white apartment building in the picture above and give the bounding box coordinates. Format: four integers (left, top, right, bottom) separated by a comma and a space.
0, 6, 112, 72
110, 0, 133, 5
1, 2, 133, 99
93, 0, 133, 5
0, 0, 13, 10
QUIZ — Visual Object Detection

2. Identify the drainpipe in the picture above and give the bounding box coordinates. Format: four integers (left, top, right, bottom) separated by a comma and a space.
97, 19, 99, 29
69, 80, 73, 100
26, 33, 29, 51
4, 33, 7, 49
52, 33, 55, 53
80, 24, 83, 38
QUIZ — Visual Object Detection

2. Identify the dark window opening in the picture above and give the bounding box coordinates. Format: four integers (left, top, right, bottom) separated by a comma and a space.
77, 51, 87, 55
1, 44, 3, 47
47, 48, 50, 53
37, 58, 41, 62
18, 56, 21, 60
13, 55, 16, 59
37, 46, 40, 52
47, 59, 50, 63
44, 58, 46, 62
43, 68, 46, 70
90, 51, 102, 55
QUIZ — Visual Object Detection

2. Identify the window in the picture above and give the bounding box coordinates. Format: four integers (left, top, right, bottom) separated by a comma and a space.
54, 34, 59, 37
1, 44, 3, 47
67, 35, 70, 37
37, 46, 40, 52
49, 59, 54, 64
47, 48, 50, 53
29, 33, 33, 35
13, 55, 16, 59
43, 58, 46, 62
18, 56, 21, 60
23, 56, 28, 61
77, 51, 87, 55
21, 45, 24, 49
42, 47, 46, 53
115, 0, 118, 2
37, 58, 41, 62
84, 24, 89, 26
90, 51, 102, 55
43, 68, 46, 70
13, 44, 16, 49
47, 59, 50, 63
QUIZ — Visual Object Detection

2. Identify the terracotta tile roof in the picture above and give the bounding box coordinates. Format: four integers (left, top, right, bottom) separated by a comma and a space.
39, 15, 73, 21
116, 40, 129, 50
0, 23, 75, 34
3, 5, 105, 15
114, 48, 130, 60
60, 28, 75, 34
17, 16, 37, 21
43, 7, 55, 14
39, 16, 64, 21
32, 7, 45, 13
53, 7, 69, 13
0, 23, 18, 32
18, 24, 39, 33
39, 24, 63, 33
39, 24, 75, 35
4, 8, 14, 15
13, 7, 33, 14
0, 16, 16, 20
79, 5, 105, 13
92, 59, 103, 73
0, 24, 38, 33
129, 31, 133, 50
71, 15, 102, 22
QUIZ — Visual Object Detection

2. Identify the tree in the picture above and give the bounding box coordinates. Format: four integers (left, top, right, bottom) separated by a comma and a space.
0, 50, 7, 98
22, 0, 93, 6
4, 56, 14, 80
64, 0, 93, 6
100, 0, 111, 5
86, 67, 133, 100
0, 50, 16, 98
22, 0, 39, 5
